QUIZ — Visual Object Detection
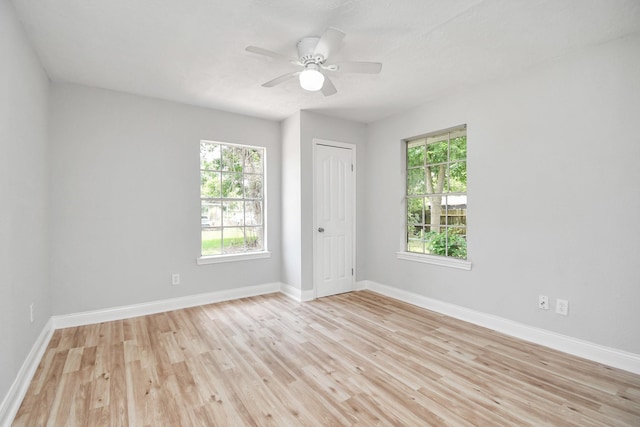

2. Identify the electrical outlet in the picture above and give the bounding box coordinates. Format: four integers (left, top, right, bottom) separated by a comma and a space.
30, 303, 34, 323
556, 299, 569, 316
171, 273, 180, 286
538, 295, 549, 310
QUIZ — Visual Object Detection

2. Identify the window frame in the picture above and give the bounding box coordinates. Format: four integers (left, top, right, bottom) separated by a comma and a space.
397, 125, 471, 270
197, 139, 270, 265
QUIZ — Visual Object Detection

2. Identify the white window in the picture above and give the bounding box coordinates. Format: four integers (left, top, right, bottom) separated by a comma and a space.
405, 126, 467, 260
199, 141, 265, 257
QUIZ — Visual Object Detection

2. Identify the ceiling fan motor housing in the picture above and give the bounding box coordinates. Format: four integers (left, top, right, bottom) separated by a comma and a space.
297, 37, 324, 65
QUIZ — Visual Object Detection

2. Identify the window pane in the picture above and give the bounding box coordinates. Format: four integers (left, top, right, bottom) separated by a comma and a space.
427, 165, 446, 194
201, 228, 222, 255
449, 136, 467, 161
246, 227, 264, 251
245, 201, 262, 226
444, 195, 466, 227
221, 172, 243, 198
224, 227, 245, 253
407, 225, 423, 240
202, 201, 222, 227
424, 197, 433, 226
221, 145, 243, 172
424, 228, 445, 257
447, 227, 467, 259
426, 196, 445, 229
449, 161, 467, 192
201, 171, 221, 198
244, 148, 263, 173
407, 197, 424, 225
407, 225, 425, 253
407, 167, 425, 195
426, 140, 448, 164
244, 174, 262, 199
407, 143, 425, 168
407, 240, 424, 253
223, 201, 244, 226
200, 142, 221, 170
201, 202, 211, 227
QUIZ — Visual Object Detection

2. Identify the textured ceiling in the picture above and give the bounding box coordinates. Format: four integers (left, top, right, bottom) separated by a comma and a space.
10, 0, 640, 123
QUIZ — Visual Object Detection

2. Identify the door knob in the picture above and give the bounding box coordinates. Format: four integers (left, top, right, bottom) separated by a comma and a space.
318, 227, 325, 232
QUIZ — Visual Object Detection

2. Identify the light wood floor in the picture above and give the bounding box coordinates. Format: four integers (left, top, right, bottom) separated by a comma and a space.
13, 291, 640, 426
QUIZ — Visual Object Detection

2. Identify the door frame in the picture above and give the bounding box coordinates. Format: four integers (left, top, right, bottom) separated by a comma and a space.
312, 138, 357, 299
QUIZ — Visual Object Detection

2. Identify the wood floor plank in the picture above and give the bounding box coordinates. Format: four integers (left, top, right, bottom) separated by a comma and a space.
13, 290, 640, 426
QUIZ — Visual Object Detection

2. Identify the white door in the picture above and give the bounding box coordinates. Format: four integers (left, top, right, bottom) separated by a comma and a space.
314, 142, 355, 298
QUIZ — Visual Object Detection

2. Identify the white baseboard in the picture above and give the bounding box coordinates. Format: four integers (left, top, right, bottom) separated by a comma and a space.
52, 282, 282, 329
279, 283, 315, 302
361, 280, 640, 375
0, 318, 54, 427
301, 289, 315, 302
280, 283, 302, 301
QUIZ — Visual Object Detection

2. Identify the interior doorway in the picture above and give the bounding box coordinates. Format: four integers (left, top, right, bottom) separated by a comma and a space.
313, 139, 356, 298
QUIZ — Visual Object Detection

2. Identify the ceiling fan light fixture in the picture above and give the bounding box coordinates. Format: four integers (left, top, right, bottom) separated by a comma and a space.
299, 64, 324, 91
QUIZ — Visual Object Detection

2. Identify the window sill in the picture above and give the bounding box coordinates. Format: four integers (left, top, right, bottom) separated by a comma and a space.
396, 251, 472, 270
197, 251, 271, 265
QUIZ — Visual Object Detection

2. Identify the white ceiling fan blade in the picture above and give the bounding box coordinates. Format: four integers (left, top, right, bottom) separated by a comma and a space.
246, 46, 298, 64
321, 75, 337, 96
262, 71, 300, 88
333, 61, 382, 74
314, 27, 345, 59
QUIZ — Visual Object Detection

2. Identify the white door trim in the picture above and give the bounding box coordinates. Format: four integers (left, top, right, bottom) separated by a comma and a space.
312, 138, 357, 299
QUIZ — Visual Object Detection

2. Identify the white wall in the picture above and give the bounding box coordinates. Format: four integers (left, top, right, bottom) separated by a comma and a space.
0, 0, 50, 406
280, 113, 302, 290
49, 83, 281, 315
279, 111, 367, 293
299, 111, 367, 290
365, 34, 640, 353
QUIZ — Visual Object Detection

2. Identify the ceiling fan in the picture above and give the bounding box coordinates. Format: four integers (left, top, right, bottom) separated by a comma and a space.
246, 27, 382, 96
